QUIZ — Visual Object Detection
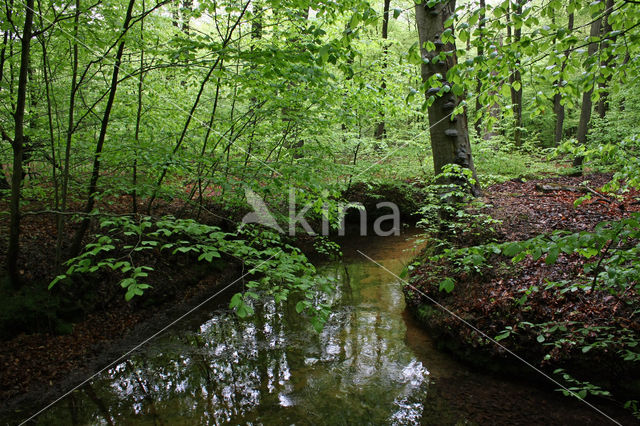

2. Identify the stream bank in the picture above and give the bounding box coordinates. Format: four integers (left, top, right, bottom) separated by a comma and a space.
405, 173, 640, 418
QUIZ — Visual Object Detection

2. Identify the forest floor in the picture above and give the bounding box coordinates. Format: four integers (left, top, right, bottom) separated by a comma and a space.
406, 172, 640, 410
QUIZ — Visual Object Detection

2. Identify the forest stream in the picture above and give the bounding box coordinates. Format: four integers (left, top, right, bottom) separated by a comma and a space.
16, 229, 629, 425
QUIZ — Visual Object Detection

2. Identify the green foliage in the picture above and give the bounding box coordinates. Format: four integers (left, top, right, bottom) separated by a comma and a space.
49, 216, 336, 330
553, 368, 612, 400
313, 237, 342, 260
555, 134, 640, 192
415, 165, 501, 292
435, 212, 640, 298
472, 136, 561, 186
2, 0, 640, 414
418, 165, 500, 244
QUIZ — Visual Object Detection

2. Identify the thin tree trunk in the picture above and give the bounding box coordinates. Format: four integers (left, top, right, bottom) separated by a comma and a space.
574, 14, 603, 167
194, 72, 222, 213
181, 0, 192, 34
55, 0, 80, 269
553, 12, 573, 144
597, 0, 615, 119
282, 6, 309, 159
7, 0, 35, 288
415, 0, 479, 195
132, 0, 145, 214
0, 0, 13, 92
510, 0, 524, 147
70, 0, 136, 256
146, 57, 223, 214
473, 0, 485, 137
241, 1, 262, 179
39, 33, 59, 209
374, 0, 391, 140
9, 22, 15, 112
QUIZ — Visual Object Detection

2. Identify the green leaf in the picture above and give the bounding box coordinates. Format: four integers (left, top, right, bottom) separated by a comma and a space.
439, 277, 455, 293
48, 274, 66, 289
546, 247, 560, 265
502, 242, 523, 257
198, 251, 220, 262
318, 45, 330, 64
229, 293, 243, 309
495, 331, 510, 341
311, 316, 324, 333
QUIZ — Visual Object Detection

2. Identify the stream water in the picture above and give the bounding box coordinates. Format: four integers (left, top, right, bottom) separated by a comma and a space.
26, 230, 627, 425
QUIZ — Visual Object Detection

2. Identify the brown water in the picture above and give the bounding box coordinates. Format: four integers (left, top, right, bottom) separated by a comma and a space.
18, 230, 632, 425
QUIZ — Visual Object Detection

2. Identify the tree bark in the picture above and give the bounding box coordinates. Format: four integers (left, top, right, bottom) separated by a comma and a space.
7, 0, 35, 287
509, 0, 524, 147
473, 0, 485, 137
597, 0, 615, 119
575, 13, 603, 167
133, 0, 145, 214
55, 0, 80, 269
553, 12, 573, 145
70, 0, 136, 256
0, 0, 12, 93
39, 31, 59, 209
415, 0, 479, 195
374, 0, 391, 140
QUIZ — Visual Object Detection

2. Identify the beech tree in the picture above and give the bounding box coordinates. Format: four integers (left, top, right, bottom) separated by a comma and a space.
415, 0, 480, 194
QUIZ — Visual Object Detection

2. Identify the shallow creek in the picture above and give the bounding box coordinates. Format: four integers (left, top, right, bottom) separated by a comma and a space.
27, 230, 626, 425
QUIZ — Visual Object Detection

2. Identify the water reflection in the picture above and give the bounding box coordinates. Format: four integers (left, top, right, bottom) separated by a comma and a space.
36, 233, 430, 425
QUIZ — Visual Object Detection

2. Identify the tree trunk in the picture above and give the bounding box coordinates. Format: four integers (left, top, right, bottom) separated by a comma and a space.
575, 14, 603, 167
133, 0, 145, 214
0, 0, 12, 93
7, 0, 35, 288
374, 0, 391, 140
415, 0, 480, 195
597, 0, 615, 119
509, 1, 524, 147
55, 0, 80, 269
473, 0, 485, 137
40, 34, 59, 209
181, 0, 192, 34
70, 0, 136, 256
553, 13, 573, 145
